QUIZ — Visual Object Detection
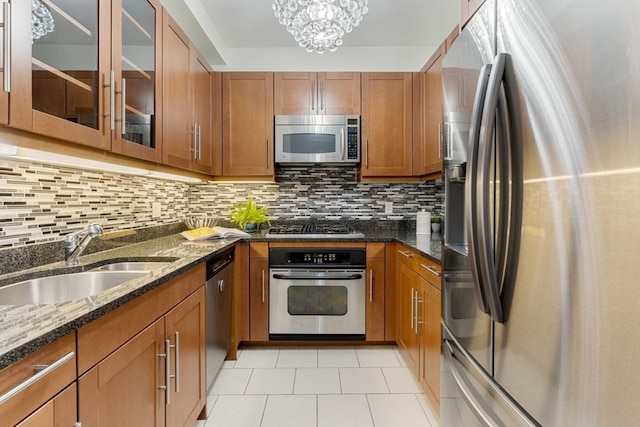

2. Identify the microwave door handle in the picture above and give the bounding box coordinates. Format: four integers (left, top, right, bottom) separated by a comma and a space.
341, 128, 346, 161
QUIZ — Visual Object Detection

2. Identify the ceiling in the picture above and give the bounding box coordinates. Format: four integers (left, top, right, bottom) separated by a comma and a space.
160, 0, 460, 72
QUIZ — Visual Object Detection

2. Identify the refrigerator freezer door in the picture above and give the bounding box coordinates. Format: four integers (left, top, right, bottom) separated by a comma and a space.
441, 325, 539, 427
494, 0, 640, 425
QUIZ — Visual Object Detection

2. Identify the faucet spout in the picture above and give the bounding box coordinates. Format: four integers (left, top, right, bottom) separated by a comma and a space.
65, 224, 103, 266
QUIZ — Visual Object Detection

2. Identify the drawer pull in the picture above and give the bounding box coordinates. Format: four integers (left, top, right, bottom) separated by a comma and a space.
0, 351, 74, 405
398, 250, 413, 258
420, 263, 441, 277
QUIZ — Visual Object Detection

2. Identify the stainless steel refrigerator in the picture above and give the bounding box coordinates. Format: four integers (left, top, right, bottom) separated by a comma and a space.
441, 0, 640, 425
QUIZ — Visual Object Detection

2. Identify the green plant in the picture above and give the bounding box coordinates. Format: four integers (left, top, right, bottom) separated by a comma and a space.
431, 214, 441, 223
229, 196, 271, 230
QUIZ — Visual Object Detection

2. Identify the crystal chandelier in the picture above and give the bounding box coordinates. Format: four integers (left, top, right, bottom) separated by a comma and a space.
272, 0, 369, 54
32, 0, 55, 42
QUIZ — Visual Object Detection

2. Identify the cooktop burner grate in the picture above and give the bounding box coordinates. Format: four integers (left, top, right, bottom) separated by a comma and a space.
266, 223, 365, 238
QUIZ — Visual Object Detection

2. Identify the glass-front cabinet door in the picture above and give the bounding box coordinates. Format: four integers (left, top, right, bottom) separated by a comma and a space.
29, 0, 111, 149
110, 0, 162, 162
1, 0, 161, 158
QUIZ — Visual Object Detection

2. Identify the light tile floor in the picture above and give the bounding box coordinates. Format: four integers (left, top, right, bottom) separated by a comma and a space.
195, 345, 439, 427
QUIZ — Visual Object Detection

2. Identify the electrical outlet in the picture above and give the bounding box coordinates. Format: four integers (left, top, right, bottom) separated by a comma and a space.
152, 202, 161, 218
384, 201, 393, 214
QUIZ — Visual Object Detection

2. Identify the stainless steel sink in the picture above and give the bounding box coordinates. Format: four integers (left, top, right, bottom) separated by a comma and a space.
0, 271, 148, 305
94, 262, 173, 271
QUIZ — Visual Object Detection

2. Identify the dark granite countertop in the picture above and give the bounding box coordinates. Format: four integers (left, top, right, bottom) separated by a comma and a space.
0, 221, 441, 370
0, 235, 238, 369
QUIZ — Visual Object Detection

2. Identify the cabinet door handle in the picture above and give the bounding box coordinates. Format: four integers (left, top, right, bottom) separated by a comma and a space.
369, 269, 373, 302
416, 295, 424, 333
261, 269, 266, 303
164, 339, 174, 404
121, 77, 127, 136
0, 351, 74, 405
311, 79, 316, 112
174, 332, 180, 393
438, 122, 443, 159
398, 250, 413, 258
266, 138, 270, 168
198, 124, 202, 160
105, 70, 115, 130
365, 138, 369, 168
190, 124, 197, 158
2, 2, 11, 92
420, 263, 441, 277
410, 288, 415, 331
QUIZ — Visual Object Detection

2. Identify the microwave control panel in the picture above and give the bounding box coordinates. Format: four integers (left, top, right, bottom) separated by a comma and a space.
346, 116, 360, 161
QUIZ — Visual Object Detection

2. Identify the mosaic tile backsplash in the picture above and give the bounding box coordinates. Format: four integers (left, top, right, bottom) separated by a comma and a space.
1, 159, 443, 249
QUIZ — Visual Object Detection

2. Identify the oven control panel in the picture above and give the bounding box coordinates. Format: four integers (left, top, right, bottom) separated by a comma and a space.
269, 248, 367, 268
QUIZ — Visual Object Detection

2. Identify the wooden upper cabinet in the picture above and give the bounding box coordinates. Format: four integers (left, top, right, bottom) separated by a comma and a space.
460, 0, 486, 29
162, 11, 213, 174
110, 0, 163, 162
361, 72, 413, 177
413, 41, 446, 177
1, 0, 111, 148
274, 72, 360, 116
222, 72, 274, 177
1, 0, 163, 160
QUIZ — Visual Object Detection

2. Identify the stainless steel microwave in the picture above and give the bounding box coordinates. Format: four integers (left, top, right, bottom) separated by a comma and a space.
274, 115, 360, 164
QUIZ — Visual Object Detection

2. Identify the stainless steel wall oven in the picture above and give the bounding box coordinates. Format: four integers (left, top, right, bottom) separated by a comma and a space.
269, 248, 367, 340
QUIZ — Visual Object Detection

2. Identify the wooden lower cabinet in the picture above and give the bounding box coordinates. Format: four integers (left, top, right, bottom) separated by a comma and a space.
249, 243, 269, 341
15, 383, 77, 427
396, 261, 421, 373
79, 319, 166, 427
419, 279, 441, 412
165, 288, 207, 427
77, 265, 206, 427
395, 246, 442, 417
0, 333, 77, 427
366, 243, 386, 341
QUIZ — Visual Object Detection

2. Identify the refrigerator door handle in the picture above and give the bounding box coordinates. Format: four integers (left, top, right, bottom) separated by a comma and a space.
466, 63, 493, 314
497, 53, 524, 323
476, 53, 507, 322
443, 340, 500, 427
443, 323, 540, 427
476, 52, 523, 324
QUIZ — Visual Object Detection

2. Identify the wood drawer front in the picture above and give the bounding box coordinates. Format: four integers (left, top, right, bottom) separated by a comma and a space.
416, 258, 442, 290
0, 333, 76, 427
396, 247, 420, 271
396, 247, 441, 290
78, 264, 205, 374
367, 242, 386, 259
250, 242, 269, 258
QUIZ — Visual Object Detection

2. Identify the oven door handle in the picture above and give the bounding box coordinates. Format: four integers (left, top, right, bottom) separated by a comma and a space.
272, 273, 363, 281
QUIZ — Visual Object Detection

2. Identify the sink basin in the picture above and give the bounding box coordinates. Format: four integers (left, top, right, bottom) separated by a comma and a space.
94, 262, 173, 271
0, 271, 148, 305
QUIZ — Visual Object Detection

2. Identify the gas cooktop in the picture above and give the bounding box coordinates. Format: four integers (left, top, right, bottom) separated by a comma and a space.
265, 223, 365, 239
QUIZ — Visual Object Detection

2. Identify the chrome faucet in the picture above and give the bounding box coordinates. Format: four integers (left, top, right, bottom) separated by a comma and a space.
64, 223, 103, 266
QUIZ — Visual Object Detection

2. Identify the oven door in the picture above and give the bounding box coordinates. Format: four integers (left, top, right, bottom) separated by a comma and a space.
269, 269, 366, 339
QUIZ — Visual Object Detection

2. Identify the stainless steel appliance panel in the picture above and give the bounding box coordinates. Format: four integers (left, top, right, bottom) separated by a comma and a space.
492, 1, 640, 425
269, 269, 366, 336
442, 0, 496, 375
443, 0, 640, 425
205, 250, 234, 391
274, 115, 360, 164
